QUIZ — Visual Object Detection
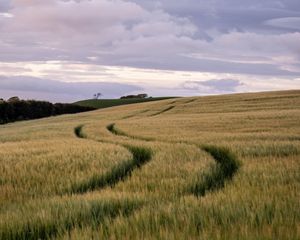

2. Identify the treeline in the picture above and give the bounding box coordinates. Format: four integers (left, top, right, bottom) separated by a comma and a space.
0, 99, 95, 124
120, 93, 148, 99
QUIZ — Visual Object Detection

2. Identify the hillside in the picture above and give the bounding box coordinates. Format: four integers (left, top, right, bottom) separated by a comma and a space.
75, 97, 176, 109
0, 90, 299, 239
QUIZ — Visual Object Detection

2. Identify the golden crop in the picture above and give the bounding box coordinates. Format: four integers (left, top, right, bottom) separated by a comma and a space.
0, 90, 299, 239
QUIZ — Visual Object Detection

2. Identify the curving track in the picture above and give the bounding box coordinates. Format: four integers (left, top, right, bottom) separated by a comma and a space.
106, 123, 240, 197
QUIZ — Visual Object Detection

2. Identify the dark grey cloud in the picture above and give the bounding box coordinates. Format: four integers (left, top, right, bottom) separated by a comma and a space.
129, 0, 300, 34
0, 76, 141, 102
183, 79, 243, 93
104, 55, 300, 76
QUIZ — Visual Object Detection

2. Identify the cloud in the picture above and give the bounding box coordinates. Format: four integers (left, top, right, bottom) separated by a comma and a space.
0, 0, 299, 97
0, 76, 141, 102
0, 0, 11, 12
129, 0, 300, 34
265, 17, 300, 31
183, 79, 243, 93
0, 0, 199, 64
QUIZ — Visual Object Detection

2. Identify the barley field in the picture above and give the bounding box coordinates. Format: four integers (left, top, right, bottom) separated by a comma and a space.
0, 90, 299, 239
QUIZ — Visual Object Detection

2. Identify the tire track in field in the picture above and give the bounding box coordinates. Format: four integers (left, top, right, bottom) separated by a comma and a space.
184, 99, 197, 104
107, 123, 240, 197
73, 124, 153, 194
119, 98, 194, 120
189, 146, 240, 197
150, 105, 175, 117
121, 109, 150, 120
107, 123, 153, 141
0, 126, 146, 240
53, 122, 239, 239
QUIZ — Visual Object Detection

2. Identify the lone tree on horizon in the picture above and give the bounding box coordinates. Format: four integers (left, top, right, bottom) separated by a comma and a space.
93, 93, 102, 99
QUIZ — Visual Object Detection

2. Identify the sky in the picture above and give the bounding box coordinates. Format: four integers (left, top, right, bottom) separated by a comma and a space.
0, 0, 299, 102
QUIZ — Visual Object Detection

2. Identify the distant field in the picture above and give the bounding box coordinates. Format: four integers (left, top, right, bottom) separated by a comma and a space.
75, 97, 176, 109
0, 90, 299, 239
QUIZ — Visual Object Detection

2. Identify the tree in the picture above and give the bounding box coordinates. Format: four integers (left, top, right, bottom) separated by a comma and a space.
94, 93, 102, 99
8, 96, 20, 102
0, 98, 95, 125
120, 93, 148, 99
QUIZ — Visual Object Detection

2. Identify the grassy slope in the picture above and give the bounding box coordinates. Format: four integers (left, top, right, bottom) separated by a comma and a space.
75, 97, 176, 109
0, 90, 299, 239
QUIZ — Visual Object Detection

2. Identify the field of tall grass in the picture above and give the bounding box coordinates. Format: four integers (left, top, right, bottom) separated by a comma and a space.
0, 90, 299, 239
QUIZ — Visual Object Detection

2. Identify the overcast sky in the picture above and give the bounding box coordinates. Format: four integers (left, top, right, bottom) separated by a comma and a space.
0, 0, 299, 102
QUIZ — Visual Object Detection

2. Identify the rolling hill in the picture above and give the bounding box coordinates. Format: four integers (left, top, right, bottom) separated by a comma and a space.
74, 97, 176, 109
0, 90, 299, 239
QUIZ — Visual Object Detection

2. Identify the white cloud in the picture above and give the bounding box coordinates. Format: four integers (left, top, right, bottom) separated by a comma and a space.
0, 13, 13, 18
183, 79, 243, 93
265, 17, 300, 31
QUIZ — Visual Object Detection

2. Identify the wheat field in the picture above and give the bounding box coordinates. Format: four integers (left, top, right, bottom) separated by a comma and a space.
0, 90, 299, 239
